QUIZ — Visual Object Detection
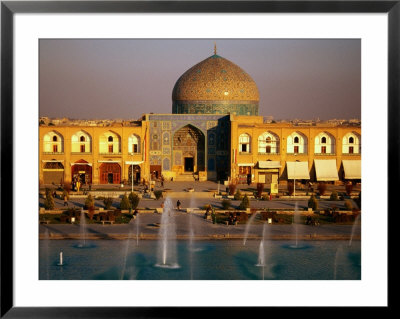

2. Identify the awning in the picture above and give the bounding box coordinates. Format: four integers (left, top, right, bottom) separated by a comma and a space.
238, 163, 254, 167
314, 159, 339, 181
257, 161, 281, 169
98, 160, 121, 163
125, 161, 144, 165
342, 160, 361, 179
287, 162, 310, 179
70, 162, 92, 166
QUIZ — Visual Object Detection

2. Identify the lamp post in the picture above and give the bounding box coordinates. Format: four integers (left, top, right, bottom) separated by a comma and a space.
131, 162, 134, 193
293, 153, 297, 197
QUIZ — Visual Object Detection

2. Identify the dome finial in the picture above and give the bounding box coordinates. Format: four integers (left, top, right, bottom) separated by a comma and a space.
214, 42, 217, 55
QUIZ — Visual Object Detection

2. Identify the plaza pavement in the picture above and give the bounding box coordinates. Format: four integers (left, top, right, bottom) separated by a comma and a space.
39, 181, 361, 241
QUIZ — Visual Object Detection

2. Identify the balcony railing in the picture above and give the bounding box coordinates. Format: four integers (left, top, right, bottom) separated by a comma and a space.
342, 152, 361, 156
43, 152, 64, 155
314, 153, 336, 156
128, 152, 141, 155
99, 152, 122, 156
258, 152, 280, 155
71, 152, 92, 155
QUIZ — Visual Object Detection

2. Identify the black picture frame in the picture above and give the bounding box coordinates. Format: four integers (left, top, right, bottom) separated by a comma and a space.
1, 1, 395, 317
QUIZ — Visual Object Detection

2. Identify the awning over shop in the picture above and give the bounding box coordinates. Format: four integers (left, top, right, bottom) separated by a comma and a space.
70, 162, 92, 166
238, 163, 254, 167
314, 159, 339, 181
257, 161, 281, 169
342, 160, 361, 179
125, 161, 144, 165
286, 161, 310, 179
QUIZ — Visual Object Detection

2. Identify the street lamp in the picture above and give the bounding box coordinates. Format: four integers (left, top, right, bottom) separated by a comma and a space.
293, 153, 297, 197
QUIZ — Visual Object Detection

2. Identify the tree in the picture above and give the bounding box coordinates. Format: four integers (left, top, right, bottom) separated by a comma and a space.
317, 182, 327, 196
308, 195, 318, 211
256, 183, 264, 198
103, 197, 113, 210
128, 192, 140, 209
330, 190, 338, 201
84, 194, 95, 209
43, 188, 55, 210
239, 194, 250, 210
120, 193, 131, 210
234, 189, 242, 200
287, 182, 294, 196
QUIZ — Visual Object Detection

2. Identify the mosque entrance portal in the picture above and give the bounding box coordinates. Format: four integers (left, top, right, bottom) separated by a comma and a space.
173, 125, 205, 178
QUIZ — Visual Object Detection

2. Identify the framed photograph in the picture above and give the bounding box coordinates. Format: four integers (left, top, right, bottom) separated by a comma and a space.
1, 0, 395, 316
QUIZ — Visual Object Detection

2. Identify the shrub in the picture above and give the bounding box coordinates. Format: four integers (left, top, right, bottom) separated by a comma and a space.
153, 190, 163, 200
103, 197, 113, 209
318, 182, 327, 196
228, 184, 236, 196
344, 200, 353, 210
330, 190, 338, 201
234, 189, 242, 200
239, 194, 250, 210
128, 192, 140, 208
345, 183, 353, 196
43, 188, 55, 210
287, 182, 294, 196
87, 206, 95, 220
256, 183, 264, 198
261, 194, 270, 201
221, 199, 231, 210
120, 193, 131, 210
308, 195, 318, 211
84, 194, 95, 209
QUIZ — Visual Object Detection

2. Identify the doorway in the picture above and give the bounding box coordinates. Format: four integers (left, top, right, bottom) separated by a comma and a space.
107, 173, 114, 184
184, 157, 194, 172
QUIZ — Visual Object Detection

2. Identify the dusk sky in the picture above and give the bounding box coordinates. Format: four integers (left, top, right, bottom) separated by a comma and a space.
39, 39, 360, 120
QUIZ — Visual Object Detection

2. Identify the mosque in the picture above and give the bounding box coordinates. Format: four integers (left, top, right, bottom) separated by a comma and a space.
39, 46, 361, 192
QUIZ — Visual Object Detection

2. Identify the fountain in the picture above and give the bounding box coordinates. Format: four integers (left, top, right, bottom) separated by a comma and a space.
57, 251, 63, 266
155, 197, 180, 268
349, 213, 361, 247
77, 208, 87, 248
120, 223, 135, 280
243, 211, 260, 246
136, 213, 140, 246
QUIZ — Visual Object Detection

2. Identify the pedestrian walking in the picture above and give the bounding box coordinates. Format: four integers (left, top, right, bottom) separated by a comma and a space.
63, 195, 68, 207
176, 200, 181, 211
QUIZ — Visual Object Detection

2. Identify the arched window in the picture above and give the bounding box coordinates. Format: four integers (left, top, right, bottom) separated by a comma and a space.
99, 131, 121, 154
239, 133, 251, 153
258, 132, 279, 154
71, 131, 92, 153
342, 132, 360, 154
128, 134, 141, 153
314, 132, 335, 154
43, 131, 64, 153
287, 132, 307, 154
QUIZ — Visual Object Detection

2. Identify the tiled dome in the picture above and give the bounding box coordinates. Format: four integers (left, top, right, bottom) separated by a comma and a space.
172, 54, 259, 103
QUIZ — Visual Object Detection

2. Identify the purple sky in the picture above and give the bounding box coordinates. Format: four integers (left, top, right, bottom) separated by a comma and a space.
39, 39, 360, 120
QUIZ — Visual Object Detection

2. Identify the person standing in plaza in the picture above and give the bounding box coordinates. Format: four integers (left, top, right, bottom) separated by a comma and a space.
176, 200, 181, 211
63, 195, 68, 207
